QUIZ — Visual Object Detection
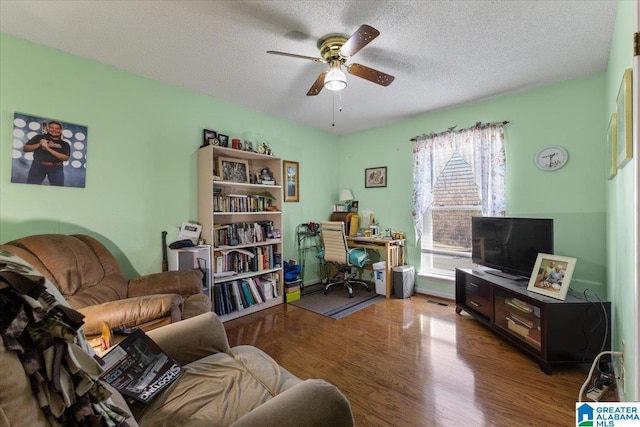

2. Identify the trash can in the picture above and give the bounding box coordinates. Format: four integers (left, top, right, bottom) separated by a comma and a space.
393, 265, 415, 298
372, 261, 387, 295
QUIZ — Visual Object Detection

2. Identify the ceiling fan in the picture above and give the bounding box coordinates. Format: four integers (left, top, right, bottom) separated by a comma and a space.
267, 24, 395, 96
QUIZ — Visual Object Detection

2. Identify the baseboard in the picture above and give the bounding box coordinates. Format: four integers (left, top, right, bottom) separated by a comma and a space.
415, 288, 454, 301
302, 278, 322, 287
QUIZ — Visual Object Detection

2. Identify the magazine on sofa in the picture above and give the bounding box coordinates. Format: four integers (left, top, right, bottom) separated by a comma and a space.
97, 329, 183, 403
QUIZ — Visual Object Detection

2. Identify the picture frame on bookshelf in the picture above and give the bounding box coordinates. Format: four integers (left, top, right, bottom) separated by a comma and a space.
616, 68, 632, 169
218, 157, 249, 183
218, 134, 229, 148
283, 160, 299, 202
203, 129, 218, 147
526, 253, 576, 301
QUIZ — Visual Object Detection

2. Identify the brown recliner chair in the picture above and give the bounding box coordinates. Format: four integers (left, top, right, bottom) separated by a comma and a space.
0, 234, 212, 339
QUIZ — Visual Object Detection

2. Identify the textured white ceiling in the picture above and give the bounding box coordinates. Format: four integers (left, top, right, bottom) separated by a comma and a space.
0, 1, 618, 135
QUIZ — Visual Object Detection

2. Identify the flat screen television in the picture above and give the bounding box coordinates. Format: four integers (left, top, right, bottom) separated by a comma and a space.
471, 217, 553, 280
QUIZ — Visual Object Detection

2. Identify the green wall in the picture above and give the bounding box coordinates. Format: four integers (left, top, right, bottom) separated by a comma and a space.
338, 74, 607, 299
0, 33, 338, 277
604, 0, 635, 402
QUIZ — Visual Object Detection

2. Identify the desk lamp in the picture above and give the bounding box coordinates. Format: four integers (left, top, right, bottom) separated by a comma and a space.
339, 189, 354, 212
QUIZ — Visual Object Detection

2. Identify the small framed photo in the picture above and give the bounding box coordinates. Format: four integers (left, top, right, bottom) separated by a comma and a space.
217, 157, 249, 183
365, 166, 387, 188
203, 129, 218, 147
244, 140, 254, 152
527, 253, 576, 301
607, 112, 617, 180
283, 160, 299, 202
218, 134, 229, 148
616, 69, 632, 169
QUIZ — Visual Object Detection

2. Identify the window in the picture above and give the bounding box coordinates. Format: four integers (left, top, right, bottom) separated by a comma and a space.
412, 123, 507, 278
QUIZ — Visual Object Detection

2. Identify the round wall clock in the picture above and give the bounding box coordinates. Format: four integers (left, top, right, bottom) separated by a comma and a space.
534, 146, 569, 171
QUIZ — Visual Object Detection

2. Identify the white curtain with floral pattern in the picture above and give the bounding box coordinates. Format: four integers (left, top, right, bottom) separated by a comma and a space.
411, 122, 507, 240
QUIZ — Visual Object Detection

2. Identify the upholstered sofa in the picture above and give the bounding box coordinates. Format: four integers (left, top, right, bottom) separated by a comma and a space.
0, 234, 212, 339
1, 311, 355, 426
0, 245, 355, 426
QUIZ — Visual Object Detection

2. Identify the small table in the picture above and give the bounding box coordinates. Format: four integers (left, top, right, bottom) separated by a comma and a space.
346, 237, 406, 298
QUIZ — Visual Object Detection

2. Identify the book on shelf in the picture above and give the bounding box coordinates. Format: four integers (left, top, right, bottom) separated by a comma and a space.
257, 277, 273, 300
213, 283, 225, 315
253, 277, 268, 301
508, 312, 535, 328
265, 275, 279, 298
505, 298, 534, 314
525, 328, 541, 347
506, 317, 530, 338
247, 277, 264, 304
98, 329, 183, 404
240, 280, 255, 306
238, 281, 250, 308
230, 281, 245, 311
222, 282, 233, 313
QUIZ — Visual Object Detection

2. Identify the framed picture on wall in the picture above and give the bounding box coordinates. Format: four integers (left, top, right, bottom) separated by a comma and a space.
607, 113, 617, 180
283, 160, 299, 202
616, 68, 632, 169
11, 112, 88, 188
527, 253, 576, 301
365, 166, 387, 188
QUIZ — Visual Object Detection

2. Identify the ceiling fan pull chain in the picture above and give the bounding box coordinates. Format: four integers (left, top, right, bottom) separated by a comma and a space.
332, 92, 335, 127
339, 90, 343, 112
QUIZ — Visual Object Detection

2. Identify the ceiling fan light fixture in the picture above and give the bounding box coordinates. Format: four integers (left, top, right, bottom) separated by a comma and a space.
324, 66, 347, 91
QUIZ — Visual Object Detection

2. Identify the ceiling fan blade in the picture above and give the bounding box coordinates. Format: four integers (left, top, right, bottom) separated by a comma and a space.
307, 72, 327, 96
347, 63, 395, 87
339, 24, 380, 58
266, 50, 323, 62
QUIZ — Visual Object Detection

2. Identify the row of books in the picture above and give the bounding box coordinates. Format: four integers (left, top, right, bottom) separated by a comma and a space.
215, 245, 281, 273
214, 221, 276, 246
212, 192, 275, 213
502, 297, 541, 348
213, 276, 279, 316
505, 316, 541, 348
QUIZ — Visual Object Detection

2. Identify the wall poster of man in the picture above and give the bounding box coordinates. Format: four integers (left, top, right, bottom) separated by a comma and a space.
11, 112, 87, 188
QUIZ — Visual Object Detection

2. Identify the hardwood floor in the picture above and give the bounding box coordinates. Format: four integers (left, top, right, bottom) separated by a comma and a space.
223, 293, 613, 426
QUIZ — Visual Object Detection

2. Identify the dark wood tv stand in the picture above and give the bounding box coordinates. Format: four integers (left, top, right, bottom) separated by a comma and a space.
455, 268, 610, 374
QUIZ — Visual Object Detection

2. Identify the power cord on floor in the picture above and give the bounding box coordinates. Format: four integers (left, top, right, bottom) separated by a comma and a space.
578, 350, 623, 402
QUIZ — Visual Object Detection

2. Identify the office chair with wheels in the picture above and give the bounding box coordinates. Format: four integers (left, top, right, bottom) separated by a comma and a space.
320, 221, 371, 298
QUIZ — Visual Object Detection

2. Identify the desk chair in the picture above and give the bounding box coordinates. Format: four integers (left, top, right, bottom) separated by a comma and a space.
320, 221, 371, 298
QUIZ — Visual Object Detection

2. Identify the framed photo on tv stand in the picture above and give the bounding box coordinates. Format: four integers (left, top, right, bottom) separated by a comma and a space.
527, 253, 576, 301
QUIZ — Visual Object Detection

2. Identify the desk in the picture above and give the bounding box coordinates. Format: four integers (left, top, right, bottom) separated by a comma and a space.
346, 237, 406, 298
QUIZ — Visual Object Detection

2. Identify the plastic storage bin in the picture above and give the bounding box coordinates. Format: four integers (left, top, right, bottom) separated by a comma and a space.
393, 265, 415, 298
373, 261, 387, 295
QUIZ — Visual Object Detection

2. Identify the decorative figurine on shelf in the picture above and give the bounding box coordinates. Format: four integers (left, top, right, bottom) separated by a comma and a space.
259, 167, 275, 185
258, 142, 273, 156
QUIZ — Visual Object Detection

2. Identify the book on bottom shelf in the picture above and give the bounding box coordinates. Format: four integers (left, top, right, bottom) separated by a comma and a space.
98, 329, 183, 404
506, 317, 530, 338
240, 280, 255, 306
525, 328, 541, 347
212, 273, 280, 316
247, 278, 264, 304
230, 281, 245, 311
